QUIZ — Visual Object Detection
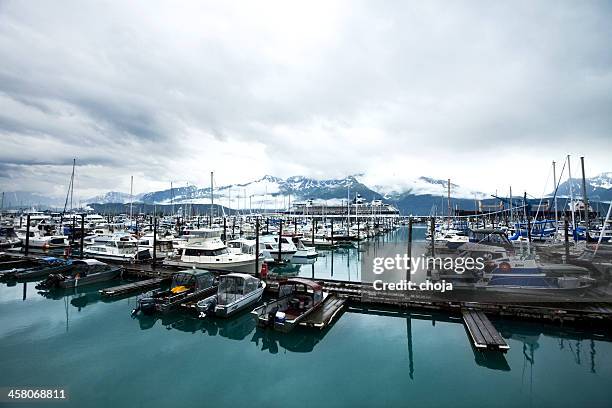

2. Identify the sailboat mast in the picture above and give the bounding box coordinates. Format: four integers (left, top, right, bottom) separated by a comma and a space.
129, 175, 133, 221
580, 156, 590, 234
170, 182, 174, 217
567, 155, 576, 230
70, 159, 75, 212
509, 186, 513, 225
553, 161, 558, 236
447, 179, 451, 229
210, 171, 214, 223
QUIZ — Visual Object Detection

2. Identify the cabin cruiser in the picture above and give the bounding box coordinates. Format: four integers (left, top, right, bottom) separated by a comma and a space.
289, 236, 318, 258
259, 235, 297, 262
84, 234, 150, 262
196, 273, 265, 318
434, 228, 469, 250
132, 269, 217, 315
137, 233, 174, 260
164, 231, 259, 273
251, 278, 327, 332
36, 259, 121, 289
15, 228, 68, 249
172, 228, 225, 254
0, 226, 20, 249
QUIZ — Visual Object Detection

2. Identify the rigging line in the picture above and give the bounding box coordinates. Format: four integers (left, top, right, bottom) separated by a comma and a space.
530, 165, 553, 236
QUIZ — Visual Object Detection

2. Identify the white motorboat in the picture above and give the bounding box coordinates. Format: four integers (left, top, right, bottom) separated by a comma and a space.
196, 273, 266, 318
260, 235, 297, 262
164, 229, 259, 273
84, 234, 150, 262
290, 236, 318, 258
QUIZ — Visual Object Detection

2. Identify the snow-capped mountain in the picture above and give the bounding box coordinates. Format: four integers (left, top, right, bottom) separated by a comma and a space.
554, 173, 612, 201
372, 176, 487, 200
85, 191, 143, 204
124, 175, 381, 208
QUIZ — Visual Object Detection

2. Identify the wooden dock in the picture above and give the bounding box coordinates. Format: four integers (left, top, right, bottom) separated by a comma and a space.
99, 278, 167, 298
300, 295, 347, 329
462, 310, 510, 351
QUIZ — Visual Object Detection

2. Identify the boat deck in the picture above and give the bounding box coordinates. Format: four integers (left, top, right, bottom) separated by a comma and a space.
462, 310, 510, 351
301, 295, 347, 329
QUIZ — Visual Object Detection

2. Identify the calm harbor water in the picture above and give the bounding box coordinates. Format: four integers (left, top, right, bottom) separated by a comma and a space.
1, 227, 611, 407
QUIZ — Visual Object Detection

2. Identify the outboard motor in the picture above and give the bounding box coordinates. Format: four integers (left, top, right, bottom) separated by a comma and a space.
196, 296, 217, 318
35, 273, 65, 290
132, 291, 156, 316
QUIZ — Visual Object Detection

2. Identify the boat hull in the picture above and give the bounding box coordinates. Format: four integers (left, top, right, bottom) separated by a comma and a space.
213, 287, 265, 318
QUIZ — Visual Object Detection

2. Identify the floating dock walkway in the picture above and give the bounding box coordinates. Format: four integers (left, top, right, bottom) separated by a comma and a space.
99, 277, 167, 298
301, 295, 347, 329
462, 310, 509, 351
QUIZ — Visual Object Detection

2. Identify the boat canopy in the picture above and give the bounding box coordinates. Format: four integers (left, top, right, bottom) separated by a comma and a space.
172, 269, 215, 290
73, 259, 107, 266
281, 278, 322, 291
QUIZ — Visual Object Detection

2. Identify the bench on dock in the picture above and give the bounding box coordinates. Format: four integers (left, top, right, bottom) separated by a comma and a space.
462, 310, 509, 352
301, 295, 347, 329
99, 278, 166, 298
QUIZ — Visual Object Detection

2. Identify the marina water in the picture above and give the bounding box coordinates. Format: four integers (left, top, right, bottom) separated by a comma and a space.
1, 227, 611, 407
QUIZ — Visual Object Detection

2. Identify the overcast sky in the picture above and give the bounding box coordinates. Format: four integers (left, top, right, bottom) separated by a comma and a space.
1, 0, 611, 201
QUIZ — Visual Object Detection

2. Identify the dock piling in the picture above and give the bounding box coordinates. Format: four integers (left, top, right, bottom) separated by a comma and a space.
24, 214, 30, 256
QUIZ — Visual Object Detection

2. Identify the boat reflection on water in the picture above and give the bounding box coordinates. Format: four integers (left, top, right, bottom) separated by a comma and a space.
133, 308, 336, 353
496, 319, 609, 375
134, 309, 256, 341
251, 325, 329, 354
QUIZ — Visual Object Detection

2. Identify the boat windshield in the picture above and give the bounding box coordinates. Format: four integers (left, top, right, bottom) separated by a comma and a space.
171, 273, 195, 288
218, 276, 244, 305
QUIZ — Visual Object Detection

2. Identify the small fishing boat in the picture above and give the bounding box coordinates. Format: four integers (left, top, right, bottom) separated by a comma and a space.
35, 259, 121, 289
132, 269, 217, 315
251, 278, 327, 333
196, 273, 265, 318
0, 257, 72, 281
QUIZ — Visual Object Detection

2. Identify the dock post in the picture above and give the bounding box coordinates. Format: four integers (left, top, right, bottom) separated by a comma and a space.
330, 222, 334, 247
80, 214, 85, 259
294, 219, 297, 235
266, 217, 269, 234
312, 219, 316, 246
255, 218, 260, 277
153, 217, 157, 269
19, 216, 22, 228
407, 218, 413, 282
580, 157, 590, 236
24, 214, 30, 256
357, 216, 360, 244
223, 217, 227, 244
564, 216, 569, 260
278, 219, 283, 263
232, 218, 235, 239
430, 217, 435, 258
71, 216, 76, 247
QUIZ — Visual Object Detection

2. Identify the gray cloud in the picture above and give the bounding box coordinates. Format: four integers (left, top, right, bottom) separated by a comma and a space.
0, 0, 611, 198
